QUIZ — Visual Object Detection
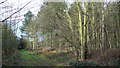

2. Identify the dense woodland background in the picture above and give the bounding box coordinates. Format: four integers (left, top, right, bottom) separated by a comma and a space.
1, 1, 120, 66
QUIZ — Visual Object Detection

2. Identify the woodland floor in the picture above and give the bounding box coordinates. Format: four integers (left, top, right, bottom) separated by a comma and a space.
19, 50, 59, 66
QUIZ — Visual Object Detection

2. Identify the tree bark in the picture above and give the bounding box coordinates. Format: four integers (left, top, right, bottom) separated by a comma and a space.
101, 3, 105, 50
77, 2, 84, 61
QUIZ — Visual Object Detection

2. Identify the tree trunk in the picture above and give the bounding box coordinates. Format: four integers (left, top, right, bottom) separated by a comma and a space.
27, 32, 29, 49
66, 3, 80, 61
101, 3, 105, 50
84, 2, 88, 60
77, 2, 84, 61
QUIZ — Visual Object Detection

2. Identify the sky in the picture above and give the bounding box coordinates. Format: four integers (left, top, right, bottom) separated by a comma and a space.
0, 0, 43, 38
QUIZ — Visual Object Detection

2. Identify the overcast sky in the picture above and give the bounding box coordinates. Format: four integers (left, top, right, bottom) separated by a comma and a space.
0, 0, 43, 20
0, 0, 43, 37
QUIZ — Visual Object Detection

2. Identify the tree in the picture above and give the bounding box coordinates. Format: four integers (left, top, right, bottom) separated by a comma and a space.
21, 11, 34, 49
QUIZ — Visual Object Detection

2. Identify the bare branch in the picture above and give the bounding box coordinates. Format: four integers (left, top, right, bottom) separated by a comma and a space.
0, 0, 7, 4
1, 1, 32, 22
0, 5, 39, 15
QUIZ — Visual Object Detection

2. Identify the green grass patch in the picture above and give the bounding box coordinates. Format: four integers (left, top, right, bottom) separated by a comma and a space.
36, 55, 48, 61
20, 50, 59, 66
35, 54, 58, 66
19, 50, 57, 66
19, 50, 45, 66
22, 55, 34, 60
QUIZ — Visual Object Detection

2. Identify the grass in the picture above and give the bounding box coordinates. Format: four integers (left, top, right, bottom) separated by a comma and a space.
20, 50, 78, 66
35, 54, 58, 66
19, 50, 59, 66
19, 50, 45, 66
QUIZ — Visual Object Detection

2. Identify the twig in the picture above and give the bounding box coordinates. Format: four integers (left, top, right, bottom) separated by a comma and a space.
0, 0, 7, 4
1, 1, 32, 22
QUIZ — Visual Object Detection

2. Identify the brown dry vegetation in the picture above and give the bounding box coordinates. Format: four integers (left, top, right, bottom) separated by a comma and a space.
32, 47, 120, 66
89, 48, 120, 66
